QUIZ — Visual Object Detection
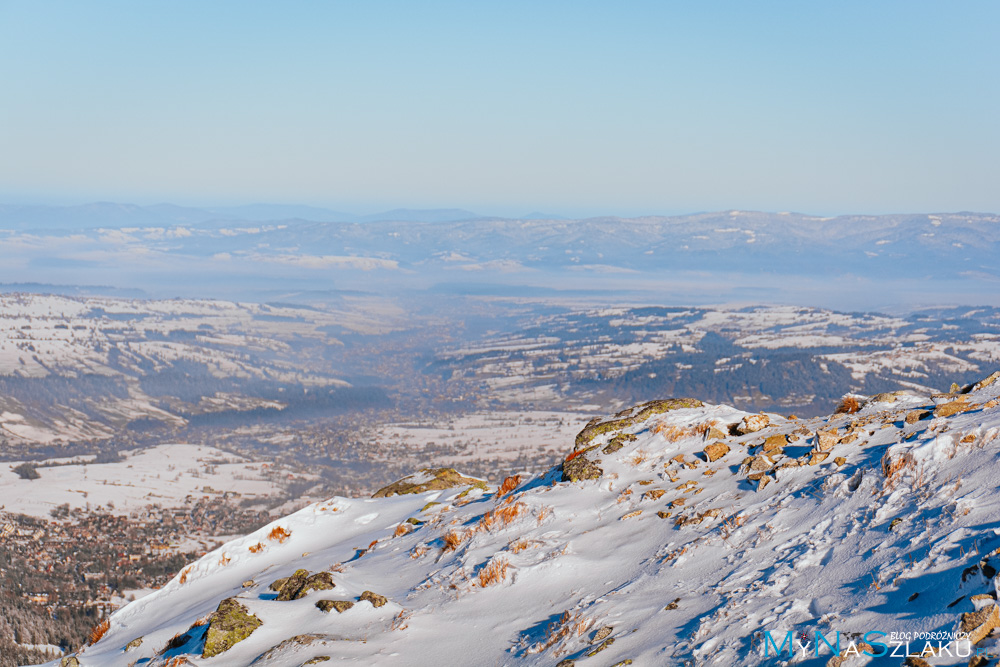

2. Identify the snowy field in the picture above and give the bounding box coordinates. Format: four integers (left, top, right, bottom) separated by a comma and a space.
1, 444, 290, 518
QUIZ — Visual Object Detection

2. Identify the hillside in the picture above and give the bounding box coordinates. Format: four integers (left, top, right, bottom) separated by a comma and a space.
47, 372, 1000, 666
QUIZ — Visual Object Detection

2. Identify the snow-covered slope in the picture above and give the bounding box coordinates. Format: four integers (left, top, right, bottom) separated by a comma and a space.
56, 372, 1000, 666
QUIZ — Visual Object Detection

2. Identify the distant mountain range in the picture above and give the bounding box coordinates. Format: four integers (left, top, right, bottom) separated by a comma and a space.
0, 204, 997, 307
0, 202, 509, 229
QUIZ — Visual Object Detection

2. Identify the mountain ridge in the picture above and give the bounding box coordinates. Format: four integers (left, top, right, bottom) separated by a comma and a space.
53, 371, 1000, 666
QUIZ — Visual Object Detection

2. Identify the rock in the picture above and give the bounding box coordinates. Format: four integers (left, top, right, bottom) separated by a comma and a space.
125, 637, 142, 651
961, 604, 999, 644
562, 452, 604, 482
316, 599, 354, 613
737, 414, 770, 435
973, 371, 1000, 391
593, 626, 613, 642
574, 398, 703, 449
304, 658, 332, 665
808, 451, 830, 465
869, 392, 904, 404
643, 489, 666, 501
815, 430, 839, 451
269, 577, 288, 592
839, 433, 858, 445
703, 442, 730, 462
935, 400, 973, 418
762, 435, 786, 452
705, 426, 728, 440
60, 658, 80, 667
664, 598, 680, 610
359, 590, 388, 608
372, 468, 487, 498
656, 511, 671, 519
833, 456, 846, 466
586, 637, 615, 656
603, 433, 638, 454
610, 661, 633, 667
555, 660, 576, 667
903, 658, 931, 667
889, 517, 903, 531
275, 569, 309, 601
756, 476, 771, 491
241, 579, 255, 588
905, 410, 931, 424
202, 598, 262, 658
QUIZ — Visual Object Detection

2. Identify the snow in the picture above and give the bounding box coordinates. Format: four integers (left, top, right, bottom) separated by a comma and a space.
52, 373, 1000, 666
1, 445, 288, 518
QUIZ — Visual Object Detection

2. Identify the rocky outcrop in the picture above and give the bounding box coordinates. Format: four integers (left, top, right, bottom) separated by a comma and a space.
372, 468, 487, 498
574, 398, 703, 449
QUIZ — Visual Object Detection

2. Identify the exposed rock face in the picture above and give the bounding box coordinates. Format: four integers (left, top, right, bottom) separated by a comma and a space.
372, 468, 487, 498
202, 598, 262, 658
737, 414, 770, 435
703, 442, 730, 462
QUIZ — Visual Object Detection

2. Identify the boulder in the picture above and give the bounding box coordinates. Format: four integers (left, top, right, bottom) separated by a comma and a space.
815, 430, 839, 451
762, 435, 786, 452
202, 598, 262, 658
316, 599, 354, 613
737, 414, 770, 435
562, 452, 604, 482
703, 442, 730, 462
360, 590, 388, 608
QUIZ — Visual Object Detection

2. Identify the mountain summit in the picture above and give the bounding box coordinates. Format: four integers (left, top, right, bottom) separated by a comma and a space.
55, 372, 1000, 666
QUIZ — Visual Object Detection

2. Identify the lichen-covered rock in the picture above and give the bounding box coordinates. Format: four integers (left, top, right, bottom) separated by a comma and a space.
562, 452, 603, 482
202, 597, 262, 658
275, 569, 310, 601
905, 410, 931, 424
603, 432, 638, 454
586, 637, 615, 656
360, 590, 388, 608
703, 442, 730, 462
737, 414, 770, 435
316, 599, 354, 613
834, 456, 846, 466
60, 657, 80, 667
574, 398, 703, 449
125, 636, 143, 651
372, 468, 486, 498
305, 657, 332, 664
273, 573, 332, 603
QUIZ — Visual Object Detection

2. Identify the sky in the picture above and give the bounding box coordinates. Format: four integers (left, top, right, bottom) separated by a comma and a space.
1, 1, 998, 218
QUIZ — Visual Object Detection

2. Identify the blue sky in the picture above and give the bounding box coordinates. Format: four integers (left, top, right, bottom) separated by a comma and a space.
1, 1, 997, 217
